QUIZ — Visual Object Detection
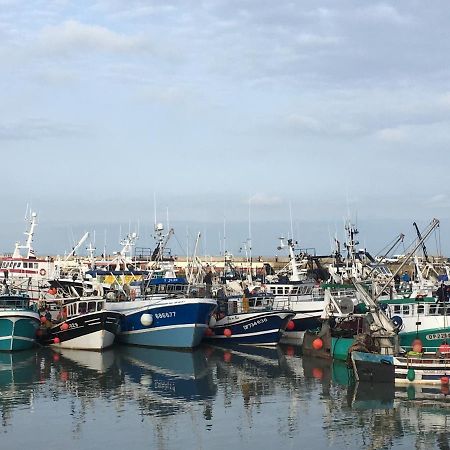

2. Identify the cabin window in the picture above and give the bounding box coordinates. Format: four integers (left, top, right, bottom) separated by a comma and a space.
88, 302, 96, 313
402, 305, 410, 315
78, 302, 87, 314
393, 305, 401, 314
417, 304, 424, 314
23, 263, 28, 268
34, 263, 38, 268
175, 285, 183, 291
277, 287, 283, 295
429, 305, 438, 315
167, 285, 174, 292
97, 302, 103, 311
68, 304, 76, 316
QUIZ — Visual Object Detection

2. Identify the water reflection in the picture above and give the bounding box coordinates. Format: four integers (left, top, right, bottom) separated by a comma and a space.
0, 351, 40, 427
116, 346, 216, 418
0, 345, 449, 449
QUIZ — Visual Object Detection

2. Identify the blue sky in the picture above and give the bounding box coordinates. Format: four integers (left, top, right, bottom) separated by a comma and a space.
1, 1, 450, 257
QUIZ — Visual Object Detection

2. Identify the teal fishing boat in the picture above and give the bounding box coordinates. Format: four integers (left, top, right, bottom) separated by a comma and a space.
0, 292, 40, 351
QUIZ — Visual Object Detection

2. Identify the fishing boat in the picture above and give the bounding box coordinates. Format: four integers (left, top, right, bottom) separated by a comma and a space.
265, 237, 329, 345
0, 290, 40, 351
204, 292, 295, 346
351, 350, 450, 386
105, 273, 217, 349
39, 296, 122, 350
0, 211, 55, 300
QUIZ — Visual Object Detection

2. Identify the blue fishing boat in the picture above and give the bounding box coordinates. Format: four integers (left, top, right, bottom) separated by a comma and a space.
204, 293, 295, 346
105, 277, 217, 349
0, 292, 40, 351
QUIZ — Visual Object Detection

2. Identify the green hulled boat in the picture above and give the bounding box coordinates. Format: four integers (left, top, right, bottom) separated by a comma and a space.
0, 293, 40, 351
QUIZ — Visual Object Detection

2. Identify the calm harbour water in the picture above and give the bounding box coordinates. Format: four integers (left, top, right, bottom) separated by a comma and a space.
1, 345, 449, 450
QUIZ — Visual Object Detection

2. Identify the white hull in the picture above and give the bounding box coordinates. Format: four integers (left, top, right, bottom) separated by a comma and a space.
50, 329, 116, 351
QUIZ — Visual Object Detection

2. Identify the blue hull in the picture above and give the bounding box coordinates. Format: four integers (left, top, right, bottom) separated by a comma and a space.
205, 311, 294, 346
115, 300, 216, 349
0, 315, 40, 352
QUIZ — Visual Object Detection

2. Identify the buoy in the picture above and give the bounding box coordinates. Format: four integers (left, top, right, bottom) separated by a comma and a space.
285, 346, 295, 357
406, 385, 416, 400
60, 371, 69, 382
40, 316, 47, 324
441, 376, 449, 385
312, 367, 324, 380
312, 338, 323, 350
204, 327, 214, 337
224, 328, 232, 337
140, 313, 153, 326
60, 323, 69, 331
53, 337, 60, 344
412, 339, 423, 353
407, 368, 415, 382
286, 320, 295, 331
439, 343, 450, 354
47, 287, 57, 295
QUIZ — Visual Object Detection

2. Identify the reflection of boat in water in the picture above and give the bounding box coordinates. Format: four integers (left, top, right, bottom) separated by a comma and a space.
0, 350, 41, 427
347, 381, 450, 448
117, 346, 217, 405
51, 347, 117, 373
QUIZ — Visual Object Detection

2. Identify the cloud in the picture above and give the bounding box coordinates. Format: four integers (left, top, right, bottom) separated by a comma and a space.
355, 4, 412, 25
36, 20, 152, 56
0, 118, 87, 141
249, 193, 283, 207
287, 114, 322, 132
375, 127, 408, 142
296, 33, 341, 47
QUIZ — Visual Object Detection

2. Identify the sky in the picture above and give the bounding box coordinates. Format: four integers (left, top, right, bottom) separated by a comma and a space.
1, 0, 450, 257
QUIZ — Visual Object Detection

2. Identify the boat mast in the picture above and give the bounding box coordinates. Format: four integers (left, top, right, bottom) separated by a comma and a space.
13, 211, 38, 259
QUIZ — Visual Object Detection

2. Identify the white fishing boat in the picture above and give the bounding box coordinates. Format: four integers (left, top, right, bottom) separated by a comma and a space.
0, 211, 55, 300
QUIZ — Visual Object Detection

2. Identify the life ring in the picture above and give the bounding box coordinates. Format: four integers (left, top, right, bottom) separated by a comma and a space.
39, 268, 46, 276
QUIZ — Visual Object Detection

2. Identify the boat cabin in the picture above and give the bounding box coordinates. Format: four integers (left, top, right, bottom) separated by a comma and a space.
0, 293, 33, 310
64, 298, 105, 318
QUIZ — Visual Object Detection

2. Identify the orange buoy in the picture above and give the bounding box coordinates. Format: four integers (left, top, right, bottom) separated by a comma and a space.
53, 337, 60, 344
60, 323, 69, 331
312, 338, 323, 350
224, 328, 232, 337
286, 320, 295, 331
60, 371, 69, 382
285, 346, 295, 357
40, 316, 47, 324
47, 287, 57, 295
204, 327, 214, 337
312, 367, 324, 380
441, 376, 449, 385
412, 339, 423, 353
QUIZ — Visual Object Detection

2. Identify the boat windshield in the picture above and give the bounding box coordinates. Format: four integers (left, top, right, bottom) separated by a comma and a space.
0, 296, 31, 309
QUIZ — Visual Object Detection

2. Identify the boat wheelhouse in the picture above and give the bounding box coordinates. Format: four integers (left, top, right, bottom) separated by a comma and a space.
0, 292, 40, 351
39, 296, 122, 350
204, 293, 295, 346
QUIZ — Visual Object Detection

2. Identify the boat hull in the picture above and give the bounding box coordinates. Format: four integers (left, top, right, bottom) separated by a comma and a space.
205, 311, 295, 346
0, 311, 40, 352
107, 298, 217, 349
42, 311, 122, 351
273, 297, 325, 345
351, 351, 450, 385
